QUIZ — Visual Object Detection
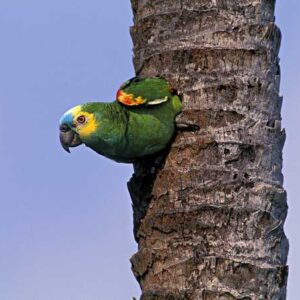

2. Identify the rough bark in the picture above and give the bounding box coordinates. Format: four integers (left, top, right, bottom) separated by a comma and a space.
128, 1, 288, 299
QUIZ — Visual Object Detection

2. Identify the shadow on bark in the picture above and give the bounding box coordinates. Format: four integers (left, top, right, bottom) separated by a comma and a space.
128, 147, 169, 241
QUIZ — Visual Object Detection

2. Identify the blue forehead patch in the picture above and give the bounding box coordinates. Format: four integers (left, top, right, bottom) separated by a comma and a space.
59, 113, 73, 125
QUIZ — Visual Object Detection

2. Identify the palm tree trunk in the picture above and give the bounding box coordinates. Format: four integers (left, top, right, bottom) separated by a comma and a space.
128, 1, 288, 299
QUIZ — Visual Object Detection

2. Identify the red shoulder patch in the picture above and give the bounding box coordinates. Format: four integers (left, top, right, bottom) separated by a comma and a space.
117, 90, 146, 106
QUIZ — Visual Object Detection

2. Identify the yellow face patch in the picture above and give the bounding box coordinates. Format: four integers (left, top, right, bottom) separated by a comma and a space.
65, 105, 97, 137
74, 111, 98, 137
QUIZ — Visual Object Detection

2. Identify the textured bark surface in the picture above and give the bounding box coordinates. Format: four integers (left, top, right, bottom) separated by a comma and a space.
128, 1, 288, 299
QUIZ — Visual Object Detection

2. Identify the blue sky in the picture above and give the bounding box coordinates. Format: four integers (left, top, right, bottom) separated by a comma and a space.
0, 1, 298, 299
277, 1, 300, 299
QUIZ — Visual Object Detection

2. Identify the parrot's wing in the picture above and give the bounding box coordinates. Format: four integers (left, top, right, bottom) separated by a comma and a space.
116, 77, 176, 107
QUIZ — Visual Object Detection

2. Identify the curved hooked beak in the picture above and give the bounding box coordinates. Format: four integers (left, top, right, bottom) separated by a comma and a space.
59, 124, 82, 153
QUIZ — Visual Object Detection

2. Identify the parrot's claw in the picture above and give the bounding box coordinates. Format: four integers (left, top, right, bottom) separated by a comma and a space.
176, 121, 200, 132
175, 115, 200, 132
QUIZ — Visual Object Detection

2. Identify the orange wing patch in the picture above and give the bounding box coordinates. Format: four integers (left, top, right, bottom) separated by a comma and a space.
117, 90, 146, 106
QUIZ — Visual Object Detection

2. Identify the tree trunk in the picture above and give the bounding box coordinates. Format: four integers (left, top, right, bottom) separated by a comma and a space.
128, 1, 288, 299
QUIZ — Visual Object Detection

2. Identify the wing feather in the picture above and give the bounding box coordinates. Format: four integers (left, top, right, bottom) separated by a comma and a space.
116, 77, 176, 107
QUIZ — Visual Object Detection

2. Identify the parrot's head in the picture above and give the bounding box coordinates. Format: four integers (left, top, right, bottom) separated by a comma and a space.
59, 104, 99, 153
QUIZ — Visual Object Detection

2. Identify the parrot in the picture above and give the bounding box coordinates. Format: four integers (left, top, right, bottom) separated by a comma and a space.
59, 77, 182, 163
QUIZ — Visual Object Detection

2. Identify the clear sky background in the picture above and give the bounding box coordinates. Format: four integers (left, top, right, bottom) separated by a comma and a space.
0, 1, 298, 299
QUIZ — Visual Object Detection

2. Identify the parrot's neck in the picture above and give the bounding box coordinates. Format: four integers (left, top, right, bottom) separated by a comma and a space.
82, 102, 130, 158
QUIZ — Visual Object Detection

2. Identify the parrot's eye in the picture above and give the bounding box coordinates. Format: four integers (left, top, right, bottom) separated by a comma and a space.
77, 115, 86, 124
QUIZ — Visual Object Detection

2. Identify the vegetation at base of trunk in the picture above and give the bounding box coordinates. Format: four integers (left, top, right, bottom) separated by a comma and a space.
128, 0, 288, 299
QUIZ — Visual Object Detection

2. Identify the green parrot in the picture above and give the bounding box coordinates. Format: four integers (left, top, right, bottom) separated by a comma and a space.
59, 77, 182, 163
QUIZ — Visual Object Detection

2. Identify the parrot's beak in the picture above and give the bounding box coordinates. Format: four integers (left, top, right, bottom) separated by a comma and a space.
59, 124, 82, 153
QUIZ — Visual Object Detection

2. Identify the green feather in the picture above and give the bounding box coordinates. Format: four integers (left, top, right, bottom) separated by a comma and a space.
60, 77, 182, 163
81, 96, 181, 162
118, 77, 175, 106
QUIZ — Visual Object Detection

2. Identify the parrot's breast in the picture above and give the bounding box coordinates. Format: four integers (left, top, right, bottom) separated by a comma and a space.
83, 97, 181, 163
